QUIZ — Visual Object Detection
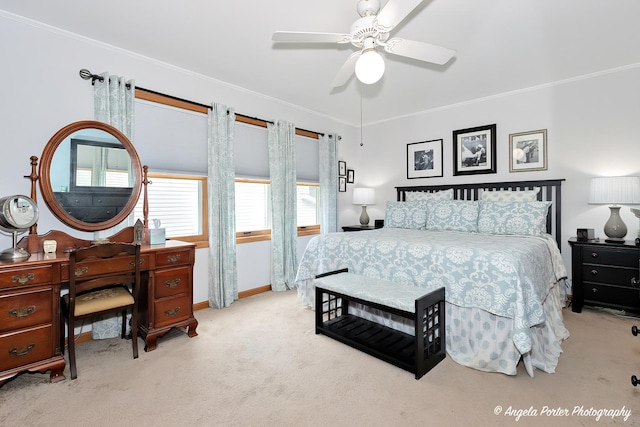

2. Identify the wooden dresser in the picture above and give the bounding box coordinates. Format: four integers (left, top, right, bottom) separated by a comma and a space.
0, 235, 198, 386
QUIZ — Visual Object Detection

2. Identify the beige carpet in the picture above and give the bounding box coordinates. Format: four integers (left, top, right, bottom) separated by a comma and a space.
1, 290, 640, 427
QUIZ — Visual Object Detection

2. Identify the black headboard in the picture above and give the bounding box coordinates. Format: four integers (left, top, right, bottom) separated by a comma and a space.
395, 179, 565, 249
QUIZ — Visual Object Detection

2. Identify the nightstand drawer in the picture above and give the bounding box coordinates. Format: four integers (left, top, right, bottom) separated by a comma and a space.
582, 246, 638, 267
583, 283, 640, 309
582, 265, 639, 287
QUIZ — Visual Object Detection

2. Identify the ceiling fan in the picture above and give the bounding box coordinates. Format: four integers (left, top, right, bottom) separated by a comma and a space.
272, 0, 456, 87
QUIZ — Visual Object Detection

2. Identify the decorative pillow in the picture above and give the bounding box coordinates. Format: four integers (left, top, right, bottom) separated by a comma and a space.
477, 201, 551, 236
405, 188, 454, 201
384, 201, 428, 229
426, 200, 479, 232
480, 188, 540, 202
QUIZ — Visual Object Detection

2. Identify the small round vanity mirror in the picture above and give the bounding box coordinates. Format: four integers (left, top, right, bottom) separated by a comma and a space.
39, 121, 142, 232
0, 195, 39, 260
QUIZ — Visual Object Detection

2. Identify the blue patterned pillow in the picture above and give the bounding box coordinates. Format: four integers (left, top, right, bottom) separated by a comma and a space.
480, 188, 540, 202
384, 201, 428, 229
477, 201, 551, 235
426, 200, 479, 232
405, 189, 453, 201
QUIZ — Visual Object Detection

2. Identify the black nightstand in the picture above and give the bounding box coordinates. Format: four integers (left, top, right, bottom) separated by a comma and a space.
342, 225, 376, 232
568, 237, 640, 313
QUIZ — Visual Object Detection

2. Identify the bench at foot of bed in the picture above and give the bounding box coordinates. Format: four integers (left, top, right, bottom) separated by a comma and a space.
314, 269, 446, 380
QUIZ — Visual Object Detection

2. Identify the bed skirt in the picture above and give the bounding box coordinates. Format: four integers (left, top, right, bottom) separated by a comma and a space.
297, 279, 569, 377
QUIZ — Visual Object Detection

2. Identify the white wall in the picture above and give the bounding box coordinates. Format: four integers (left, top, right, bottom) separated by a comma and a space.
0, 13, 356, 303
340, 65, 640, 282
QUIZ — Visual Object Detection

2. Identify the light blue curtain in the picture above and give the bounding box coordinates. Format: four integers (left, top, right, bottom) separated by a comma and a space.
208, 103, 238, 308
319, 133, 339, 234
268, 121, 298, 291
92, 72, 135, 339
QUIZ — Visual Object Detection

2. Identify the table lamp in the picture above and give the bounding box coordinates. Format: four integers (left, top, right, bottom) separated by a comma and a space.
588, 176, 640, 243
352, 188, 376, 226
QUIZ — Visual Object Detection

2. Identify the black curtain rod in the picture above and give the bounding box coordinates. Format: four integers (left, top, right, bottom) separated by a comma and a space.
79, 69, 326, 137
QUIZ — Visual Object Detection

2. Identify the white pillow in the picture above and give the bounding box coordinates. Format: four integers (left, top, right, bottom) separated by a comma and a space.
477, 201, 551, 236
480, 188, 540, 202
405, 189, 454, 201
384, 201, 428, 229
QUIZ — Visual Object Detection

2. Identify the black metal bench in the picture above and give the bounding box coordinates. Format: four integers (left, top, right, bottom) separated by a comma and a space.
314, 269, 446, 380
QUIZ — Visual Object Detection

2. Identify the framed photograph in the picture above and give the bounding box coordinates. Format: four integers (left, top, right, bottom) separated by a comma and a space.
338, 160, 346, 176
338, 176, 347, 192
407, 139, 443, 179
453, 124, 497, 176
347, 169, 354, 183
509, 129, 547, 172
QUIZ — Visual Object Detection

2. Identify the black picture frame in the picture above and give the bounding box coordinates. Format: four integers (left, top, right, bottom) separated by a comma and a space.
338, 160, 346, 176
347, 169, 354, 183
406, 139, 443, 179
453, 124, 497, 176
338, 176, 347, 192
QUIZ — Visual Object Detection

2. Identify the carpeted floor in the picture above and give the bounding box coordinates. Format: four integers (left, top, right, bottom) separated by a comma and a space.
1, 289, 639, 426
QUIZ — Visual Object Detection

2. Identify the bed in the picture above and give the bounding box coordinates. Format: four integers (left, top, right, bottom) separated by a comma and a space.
295, 179, 569, 377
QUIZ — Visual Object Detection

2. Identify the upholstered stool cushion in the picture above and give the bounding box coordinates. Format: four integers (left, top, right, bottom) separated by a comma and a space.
64, 286, 134, 316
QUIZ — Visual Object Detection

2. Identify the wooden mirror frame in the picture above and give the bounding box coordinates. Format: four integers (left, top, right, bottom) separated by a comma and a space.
39, 120, 143, 232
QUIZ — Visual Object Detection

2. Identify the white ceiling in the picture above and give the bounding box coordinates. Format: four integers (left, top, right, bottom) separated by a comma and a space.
2, 0, 640, 126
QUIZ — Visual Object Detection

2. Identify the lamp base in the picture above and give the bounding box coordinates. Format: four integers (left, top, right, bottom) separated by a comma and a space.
603, 206, 627, 242
359, 206, 370, 226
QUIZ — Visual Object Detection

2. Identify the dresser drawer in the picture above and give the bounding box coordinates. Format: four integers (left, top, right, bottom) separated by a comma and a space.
0, 324, 54, 371
154, 294, 191, 328
155, 249, 192, 268
60, 254, 151, 281
154, 267, 191, 299
582, 265, 638, 287
583, 283, 640, 309
0, 288, 53, 333
582, 246, 638, 267
0, 265, 54, 289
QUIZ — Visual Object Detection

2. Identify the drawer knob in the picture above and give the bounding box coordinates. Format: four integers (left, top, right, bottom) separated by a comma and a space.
167, 254, 182, 264
8, 344, 35, 357
129, 259, 144, 267
591, 287, 598, 293
74, 266, 88, 277
633, 277, 639, 287
9, 306, 36, 318
165, 278, 181, 288
165, 307, 181, 317
590, 269, 598, 276
11, 273, 34, 285
590, 252, 598, 258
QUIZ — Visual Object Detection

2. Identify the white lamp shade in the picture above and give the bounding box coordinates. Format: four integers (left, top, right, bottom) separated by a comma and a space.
353, 188, 376, 205
588, 176, 640, 204
354, 50, 385, 84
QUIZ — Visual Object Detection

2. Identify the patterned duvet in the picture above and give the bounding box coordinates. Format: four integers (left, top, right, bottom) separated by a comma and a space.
295, 228, 570, 376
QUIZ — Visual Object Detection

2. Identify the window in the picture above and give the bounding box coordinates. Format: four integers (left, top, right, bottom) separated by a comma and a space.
134, 173, 207, 246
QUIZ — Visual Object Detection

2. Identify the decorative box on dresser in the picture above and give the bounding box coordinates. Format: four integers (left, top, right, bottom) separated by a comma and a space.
568, 237, 640, 314
0, 256, 65, 386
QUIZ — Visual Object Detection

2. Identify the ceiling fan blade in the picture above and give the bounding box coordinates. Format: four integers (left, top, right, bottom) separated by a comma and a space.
383, 38, 455, 65
374, 0, 425, 32
331, 51, 361, 88
272, 31, 352, 43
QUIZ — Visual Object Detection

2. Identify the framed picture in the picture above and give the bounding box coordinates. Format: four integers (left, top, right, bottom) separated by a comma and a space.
407, 139, 443, 179
509, 129, 547, 172
338, 160, 346, 176
347, 169, 354, 183
338, 176, 346, 192
453, 124, 496, 176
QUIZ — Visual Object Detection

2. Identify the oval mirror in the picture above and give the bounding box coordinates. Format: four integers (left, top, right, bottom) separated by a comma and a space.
39, 120, 142, 232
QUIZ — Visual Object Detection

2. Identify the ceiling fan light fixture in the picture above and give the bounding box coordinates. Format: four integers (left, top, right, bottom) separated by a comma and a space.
355, 49, 385, 84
